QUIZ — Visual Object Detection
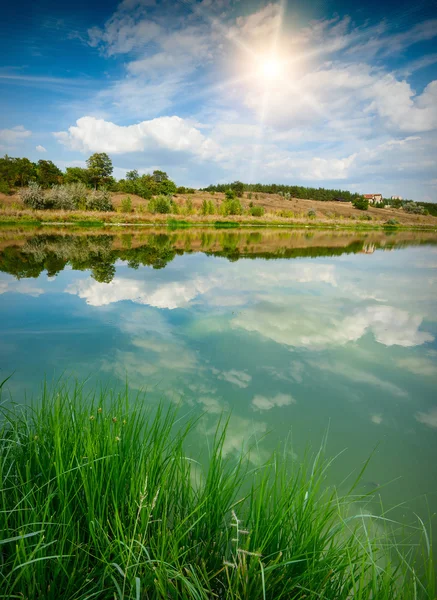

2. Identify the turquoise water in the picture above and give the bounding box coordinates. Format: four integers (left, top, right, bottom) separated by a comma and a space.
1, 229, 436, 521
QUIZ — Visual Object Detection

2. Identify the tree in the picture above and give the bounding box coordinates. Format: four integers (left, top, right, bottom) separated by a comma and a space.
353, 197, 369, 211
0, 155, 19, 186
152, 170, 169, 183
37, 160, 63, 188
86, 153, 113, 189
13, 158, 36, 186
64, 167, 90, 185
231, 181, 244, 197
126, 169, 139, 181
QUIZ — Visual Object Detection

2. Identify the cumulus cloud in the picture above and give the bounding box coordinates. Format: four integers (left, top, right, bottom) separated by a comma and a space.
251, 392, 296, 411
0, 125, 31, 148
66, 274, 216, 309
232, 303, 433, 349
36, 145, 47, 152
54, 115, 220, 159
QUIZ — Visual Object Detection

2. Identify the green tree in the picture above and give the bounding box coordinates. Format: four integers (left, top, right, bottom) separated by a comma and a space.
37, 160, 63, 188
231, 181, 244, 197
14, 158, 36, 186
152, 170, 168, 183
86, 153, 113, 189
353, 197, 369, 211
126, 169, 139, 181
0, 155, 19, 186
64, 167, 90, 185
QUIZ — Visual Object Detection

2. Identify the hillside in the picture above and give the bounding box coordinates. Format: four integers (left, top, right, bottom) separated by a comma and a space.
1, 189, 436, 227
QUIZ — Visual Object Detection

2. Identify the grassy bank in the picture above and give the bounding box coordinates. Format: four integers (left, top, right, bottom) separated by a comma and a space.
0, 383, 434, 599
1, 212, 437, 231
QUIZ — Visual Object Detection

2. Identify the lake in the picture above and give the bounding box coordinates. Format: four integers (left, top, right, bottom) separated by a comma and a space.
1, 227, 437, 525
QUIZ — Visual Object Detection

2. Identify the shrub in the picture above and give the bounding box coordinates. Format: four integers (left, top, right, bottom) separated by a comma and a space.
86, 189, 113, 212
247, 192, 253, 200
250, 205, 265, 217
121, 196, 132, 213
47, 183, 88, 210
222, 198, 242, 216
353, 197, 369, 211
359, 214, 372, 221
403, 202, 428, 215
149, 195, 171, 214
170, 200, 180, 214
385, 218, 399, 226
225, 189, 236, 201
307, 209, 316, 218
19, 182, 48, 209
176, 186, 186, 194
184, 198, 194, 215
201, 199, 215, 216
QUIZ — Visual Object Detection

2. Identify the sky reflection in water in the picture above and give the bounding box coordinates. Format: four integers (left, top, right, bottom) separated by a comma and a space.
0, 229, 436, 517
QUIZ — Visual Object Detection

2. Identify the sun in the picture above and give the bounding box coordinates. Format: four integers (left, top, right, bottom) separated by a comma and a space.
258, 56, 283, 80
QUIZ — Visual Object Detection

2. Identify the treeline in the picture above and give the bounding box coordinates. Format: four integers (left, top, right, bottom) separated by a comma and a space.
204, 181, 362, 202
0, 153, 186, 199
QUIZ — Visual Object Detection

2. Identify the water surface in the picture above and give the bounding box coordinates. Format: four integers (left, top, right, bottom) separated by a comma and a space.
1, 227, 436, 522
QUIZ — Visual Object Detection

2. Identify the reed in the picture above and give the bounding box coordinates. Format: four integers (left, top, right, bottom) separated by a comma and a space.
0, 381, 434, 599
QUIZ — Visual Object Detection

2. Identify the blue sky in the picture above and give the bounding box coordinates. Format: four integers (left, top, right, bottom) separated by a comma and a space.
0, 0, 436, 200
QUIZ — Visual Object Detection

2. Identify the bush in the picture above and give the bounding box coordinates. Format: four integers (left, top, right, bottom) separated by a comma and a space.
121, 196, 132, 213
359, 214, 372, 221
250, 205, 265, 217
307, 209, 316, 218
47, 183, 88, 210
201, 199, 215, 216
247, 192, 253, 200
225, 189, 236, 201
176, 186, 186, 194
86, 189, 113, 212
149, 195, 171, 214
222, 198, 242, 216
19, 182, 48, 209
403, 202, 428, 215
385, 218, 399, 226
353, 197, 369, 211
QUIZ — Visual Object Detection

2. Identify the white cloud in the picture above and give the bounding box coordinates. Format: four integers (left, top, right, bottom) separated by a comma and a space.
396, 357, 437, 377
233, 303, 433, 349
0, 125, 31, 148
313, 361, 408, 398
215, 369, 252, 389
54, 115, 220, 159
36, 145, 47, 152
251, 392, 296, 411
415, 407, 437, 429
66, 274, 216, 309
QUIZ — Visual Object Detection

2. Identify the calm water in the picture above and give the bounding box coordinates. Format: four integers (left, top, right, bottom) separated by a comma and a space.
1, 227, 437, 521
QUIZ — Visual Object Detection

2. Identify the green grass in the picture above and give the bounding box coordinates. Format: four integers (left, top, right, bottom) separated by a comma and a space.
0, 381, 434, 599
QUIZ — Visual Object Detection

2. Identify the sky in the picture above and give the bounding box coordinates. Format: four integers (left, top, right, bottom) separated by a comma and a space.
0, 0, 436, 200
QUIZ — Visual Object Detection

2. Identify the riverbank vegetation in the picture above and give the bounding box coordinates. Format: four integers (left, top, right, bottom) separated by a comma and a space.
1, 153, 436, 228
0, 382, 434, 599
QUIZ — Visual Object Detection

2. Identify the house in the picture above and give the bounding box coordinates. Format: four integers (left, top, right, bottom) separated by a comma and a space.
391, 195, 402, 200
364, 193, 383, 204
